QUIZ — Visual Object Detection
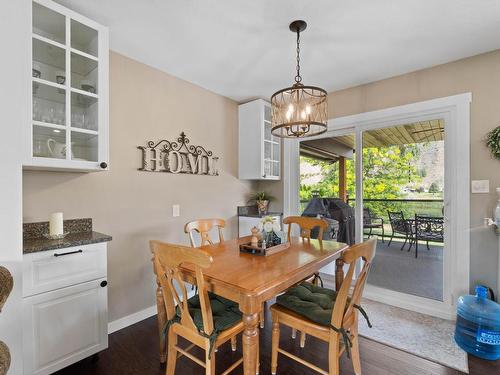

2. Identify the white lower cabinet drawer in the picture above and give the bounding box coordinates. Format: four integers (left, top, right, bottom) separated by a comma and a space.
23, 243, 107, 297
23, 278, 108, 375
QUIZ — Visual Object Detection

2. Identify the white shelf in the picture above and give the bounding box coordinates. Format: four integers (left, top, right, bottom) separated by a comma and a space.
32, 76, 65, 90
71, 87, 98, 99
32, 32, 66, 50
70, 127, 98, 136
70, 47, 98, 62
33, 120, 66, 130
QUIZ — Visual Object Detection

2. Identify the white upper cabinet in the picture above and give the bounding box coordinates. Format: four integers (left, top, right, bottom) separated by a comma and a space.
26, 0, 109, 171
238, 99, 281, 180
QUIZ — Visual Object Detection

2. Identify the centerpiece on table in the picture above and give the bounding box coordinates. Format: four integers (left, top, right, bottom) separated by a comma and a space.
240, 216, 289, 256
248, 191, 275, 215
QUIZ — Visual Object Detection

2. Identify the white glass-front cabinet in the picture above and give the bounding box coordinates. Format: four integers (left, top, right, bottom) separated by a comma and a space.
238, 99, 281, 180
26, 0, 109, 171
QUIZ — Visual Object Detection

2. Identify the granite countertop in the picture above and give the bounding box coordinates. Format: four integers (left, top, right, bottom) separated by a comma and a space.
23, 218, 112, 254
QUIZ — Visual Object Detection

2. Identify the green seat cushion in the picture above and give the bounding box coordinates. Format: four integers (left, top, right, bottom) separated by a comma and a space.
276, 282, 345, 327
176, 292, 242, 334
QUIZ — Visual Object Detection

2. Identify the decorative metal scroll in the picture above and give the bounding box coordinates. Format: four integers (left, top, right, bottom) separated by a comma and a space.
138, 132, 219, 176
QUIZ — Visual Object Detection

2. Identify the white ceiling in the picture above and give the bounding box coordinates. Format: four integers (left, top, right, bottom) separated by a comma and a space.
55, 0, 500, 102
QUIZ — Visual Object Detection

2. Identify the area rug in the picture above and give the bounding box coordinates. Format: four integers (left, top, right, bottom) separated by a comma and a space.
358, 298, 469, 373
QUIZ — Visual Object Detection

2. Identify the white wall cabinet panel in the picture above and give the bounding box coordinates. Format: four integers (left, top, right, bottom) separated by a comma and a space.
25, 0, 109, 172
239, 99, 280, 180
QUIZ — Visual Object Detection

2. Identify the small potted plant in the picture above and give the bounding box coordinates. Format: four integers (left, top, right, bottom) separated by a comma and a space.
248, 191, 275, 215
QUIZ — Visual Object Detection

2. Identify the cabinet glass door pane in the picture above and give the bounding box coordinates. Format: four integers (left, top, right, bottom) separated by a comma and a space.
33, 125, 66, 159
264, 122, 272, 141
264, 160, 272, 177
33, 38, 66, 85
71, 19, 98, 57
264, 141, 271, 159
32, 2, 65, 44
264, 105, 271, 122
71, 131, 98, 161
272, 161, 280, 177
33, 82, 66, 125
71, 52, 98, 94
272, 142, 280, 161
71, 92, 97, 131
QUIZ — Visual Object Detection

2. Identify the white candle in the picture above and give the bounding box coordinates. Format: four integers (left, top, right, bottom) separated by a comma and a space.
49, 212, 64, 236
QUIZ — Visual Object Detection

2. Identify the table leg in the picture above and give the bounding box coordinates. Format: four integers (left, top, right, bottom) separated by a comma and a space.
242, 312, 259, 375
335, 258, 345, 291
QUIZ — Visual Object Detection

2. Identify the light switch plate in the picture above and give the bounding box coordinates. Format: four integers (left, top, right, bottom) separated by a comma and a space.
471, 180, 490, 193
172, 204, 180, 217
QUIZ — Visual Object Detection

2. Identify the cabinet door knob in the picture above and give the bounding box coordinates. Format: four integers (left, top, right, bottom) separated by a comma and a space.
100, 280, 108, 287
100, 162, 108, 169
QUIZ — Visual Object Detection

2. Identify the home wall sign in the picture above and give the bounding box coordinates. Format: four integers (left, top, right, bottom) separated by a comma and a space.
138, 132, 219, 175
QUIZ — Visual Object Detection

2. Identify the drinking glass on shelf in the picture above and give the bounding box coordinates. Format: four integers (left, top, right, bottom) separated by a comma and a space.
33, 98, 41, 121
41, 106, 50, 123
33, 139, 47, 157
55, 105, 65, 125
48, 107, 56, 124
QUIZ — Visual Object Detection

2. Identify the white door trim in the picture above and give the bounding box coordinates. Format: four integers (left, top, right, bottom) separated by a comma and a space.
284, 93, 471, 319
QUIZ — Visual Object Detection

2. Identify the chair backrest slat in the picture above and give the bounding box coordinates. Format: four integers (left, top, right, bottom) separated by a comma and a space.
330, 238, 377, 328
150, 240, 215, 334
283, 216, 328, 247
184, 218, 225, 247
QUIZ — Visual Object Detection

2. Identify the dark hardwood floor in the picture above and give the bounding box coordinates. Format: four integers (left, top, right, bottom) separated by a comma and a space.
56, 310, 500, 375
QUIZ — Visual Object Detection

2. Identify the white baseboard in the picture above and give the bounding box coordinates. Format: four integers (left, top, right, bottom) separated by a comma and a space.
108, 305, 157, 334
108, 289, 196, 334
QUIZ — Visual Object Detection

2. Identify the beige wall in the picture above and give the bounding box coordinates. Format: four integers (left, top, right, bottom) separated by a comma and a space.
261, 49, 500, 294
23, 52, 255, 322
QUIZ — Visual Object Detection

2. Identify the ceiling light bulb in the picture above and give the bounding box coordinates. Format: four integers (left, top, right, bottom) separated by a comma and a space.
306, 105, 311, 115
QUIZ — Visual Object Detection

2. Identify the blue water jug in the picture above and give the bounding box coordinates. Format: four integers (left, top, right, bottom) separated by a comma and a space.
454, 285, 500, 360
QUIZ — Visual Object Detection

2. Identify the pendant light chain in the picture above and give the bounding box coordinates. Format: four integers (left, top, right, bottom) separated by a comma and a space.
295, 29, 302, 83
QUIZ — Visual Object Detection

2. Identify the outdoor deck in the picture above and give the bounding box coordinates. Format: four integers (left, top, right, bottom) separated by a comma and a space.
367, 238, 443, 300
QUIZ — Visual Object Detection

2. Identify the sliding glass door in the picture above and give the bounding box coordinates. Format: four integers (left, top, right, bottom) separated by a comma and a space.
361, 120, 446, 302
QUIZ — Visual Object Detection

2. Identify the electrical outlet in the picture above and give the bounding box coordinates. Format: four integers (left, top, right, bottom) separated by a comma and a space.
471, 180, 489, 193
172, 204, 180, 217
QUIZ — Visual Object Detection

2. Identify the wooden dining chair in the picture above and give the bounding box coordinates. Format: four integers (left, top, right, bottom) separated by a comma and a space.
270, 238, 377, 375
282, 216, 330, 347
185, 218, 266, 330
283, 216, 329, 285
184, 218, 226, 247
150, 240, 252, 375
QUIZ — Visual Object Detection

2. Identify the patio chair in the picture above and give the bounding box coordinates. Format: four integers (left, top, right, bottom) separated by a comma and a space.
413, 215, 444, 258
387, 211, 412, 250
363, 208, 384, 242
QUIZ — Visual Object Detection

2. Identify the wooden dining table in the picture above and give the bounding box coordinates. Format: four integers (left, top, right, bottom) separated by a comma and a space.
154, 235, 348, 375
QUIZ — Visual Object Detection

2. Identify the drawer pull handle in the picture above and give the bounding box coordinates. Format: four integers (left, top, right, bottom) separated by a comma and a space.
100, 280, 108, 287
54, 249, 83, 257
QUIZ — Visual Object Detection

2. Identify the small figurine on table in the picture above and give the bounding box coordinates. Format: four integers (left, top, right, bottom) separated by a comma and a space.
250, 226, 260, 247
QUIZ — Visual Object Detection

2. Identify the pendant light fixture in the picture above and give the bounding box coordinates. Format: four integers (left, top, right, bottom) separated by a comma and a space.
271, 20, 328, 138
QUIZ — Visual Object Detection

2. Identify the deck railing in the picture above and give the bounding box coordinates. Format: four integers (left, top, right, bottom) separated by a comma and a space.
300, 197, 444, 237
